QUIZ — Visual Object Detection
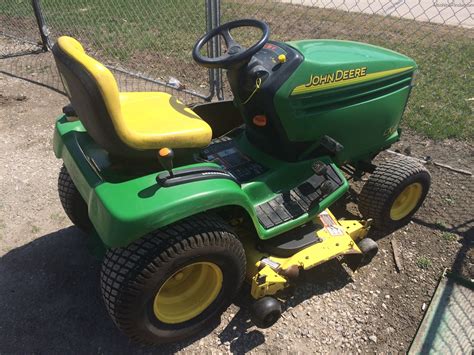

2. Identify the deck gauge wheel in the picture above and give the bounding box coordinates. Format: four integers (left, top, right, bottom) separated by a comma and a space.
358, 238, 379, 266
250, 296, 282, 328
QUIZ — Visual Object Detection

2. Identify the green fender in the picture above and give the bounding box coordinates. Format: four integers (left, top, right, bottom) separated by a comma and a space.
54, 115, 348, 248
53, 121, 251, 248
90, 174, 254, 248
53, 116, 257, 247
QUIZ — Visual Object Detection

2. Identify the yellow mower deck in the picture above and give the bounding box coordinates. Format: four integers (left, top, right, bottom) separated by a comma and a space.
244, 209, 371, 299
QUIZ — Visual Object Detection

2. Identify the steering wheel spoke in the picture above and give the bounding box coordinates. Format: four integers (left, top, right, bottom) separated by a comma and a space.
222, 28, 237, 49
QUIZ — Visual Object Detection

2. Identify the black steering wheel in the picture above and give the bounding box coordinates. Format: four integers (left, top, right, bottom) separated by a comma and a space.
193, 19, 270, 69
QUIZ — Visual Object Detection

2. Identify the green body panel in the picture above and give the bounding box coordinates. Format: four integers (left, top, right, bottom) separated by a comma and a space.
277, 39, 416, 163
52, 39, 417, 248
54, 116, 348, 248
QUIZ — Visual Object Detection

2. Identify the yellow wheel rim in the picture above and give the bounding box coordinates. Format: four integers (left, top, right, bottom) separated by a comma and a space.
153, 262, 223, 324
390, 182, 423, 221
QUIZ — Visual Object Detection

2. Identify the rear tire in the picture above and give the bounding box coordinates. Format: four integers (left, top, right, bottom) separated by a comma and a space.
358, 158, 430, 230
100, 214, 246, 345
58, 165, 93, 232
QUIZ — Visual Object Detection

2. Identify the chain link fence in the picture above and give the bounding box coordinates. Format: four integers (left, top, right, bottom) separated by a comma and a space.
1, 0, 217, 101
219, 0, 473, 140
0, 0, 473, 137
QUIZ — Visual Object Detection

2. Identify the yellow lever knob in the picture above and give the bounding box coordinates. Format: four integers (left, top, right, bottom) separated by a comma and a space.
278, 54, 287, 63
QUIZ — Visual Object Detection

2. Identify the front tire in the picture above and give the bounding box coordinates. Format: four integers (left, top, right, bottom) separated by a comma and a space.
358, 158, 430, 230
100, 214, 246, 345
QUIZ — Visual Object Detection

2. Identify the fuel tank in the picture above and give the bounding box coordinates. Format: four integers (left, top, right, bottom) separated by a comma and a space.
275, 39, 416, 163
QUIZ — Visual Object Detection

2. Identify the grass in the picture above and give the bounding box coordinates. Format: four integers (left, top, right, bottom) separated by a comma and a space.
50, 212, 65, 222
1, 0, 206, 61
441, 232, 458, 242
435, 220, 450, 229
1, 0, 472, 140
443, 195, 455, 206
416, 256, 432, 269
30, 224, 40, 234
44, 0, 206, 61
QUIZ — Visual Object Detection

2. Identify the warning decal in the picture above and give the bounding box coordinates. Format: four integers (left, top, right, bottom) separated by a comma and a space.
318, 210, 344, 236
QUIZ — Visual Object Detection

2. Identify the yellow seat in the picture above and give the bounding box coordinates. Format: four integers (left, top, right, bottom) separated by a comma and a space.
119, 91, 211, 150
52, 36, 212, 154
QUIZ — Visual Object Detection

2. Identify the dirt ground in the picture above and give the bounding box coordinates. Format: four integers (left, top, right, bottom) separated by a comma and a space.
0, 74, 472, 354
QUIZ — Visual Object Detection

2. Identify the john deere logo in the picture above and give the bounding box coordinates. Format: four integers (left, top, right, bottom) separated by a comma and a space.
305, 67, 367, 88
291, 66, 414, 96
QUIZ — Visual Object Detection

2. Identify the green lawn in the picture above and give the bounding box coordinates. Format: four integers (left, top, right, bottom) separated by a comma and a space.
43, 0, 206, 61
1, 0, 206, 60
1, 0, 472, 140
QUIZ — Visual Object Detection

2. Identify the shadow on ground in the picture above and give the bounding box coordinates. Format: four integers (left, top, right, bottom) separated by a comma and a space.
0, 227, 213, 353
0, 227, 136, 353
0, 226, 353, 353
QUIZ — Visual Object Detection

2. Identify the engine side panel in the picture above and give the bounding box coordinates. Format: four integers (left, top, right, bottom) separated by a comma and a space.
276, 39, 416, 163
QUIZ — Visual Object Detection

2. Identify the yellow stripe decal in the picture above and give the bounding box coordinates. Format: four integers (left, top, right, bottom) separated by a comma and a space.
291, 66, 414, 96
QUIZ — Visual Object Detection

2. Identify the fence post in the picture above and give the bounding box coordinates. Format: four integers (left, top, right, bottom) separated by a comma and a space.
206, 0, 225, 101
205, 0, 216, 101
31, 0, 51, 51
213, 0, 225, 100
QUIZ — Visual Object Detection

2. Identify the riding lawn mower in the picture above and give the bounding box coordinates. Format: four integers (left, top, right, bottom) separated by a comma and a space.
51, 19, 430, 344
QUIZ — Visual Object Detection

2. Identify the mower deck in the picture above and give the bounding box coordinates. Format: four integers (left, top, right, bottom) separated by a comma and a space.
244, 209, 370, 299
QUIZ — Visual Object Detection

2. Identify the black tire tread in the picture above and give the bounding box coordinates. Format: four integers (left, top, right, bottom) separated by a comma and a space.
358, 157, 430, 229
58, 165, 92, 232
100, 214, 246, 344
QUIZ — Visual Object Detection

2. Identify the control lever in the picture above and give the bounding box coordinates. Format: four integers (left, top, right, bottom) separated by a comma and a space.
158, 148, 175, 178
312, 161, 328, 176
320, 135, 344, 155
312, 161, 336, 196
320, 180, 336, 196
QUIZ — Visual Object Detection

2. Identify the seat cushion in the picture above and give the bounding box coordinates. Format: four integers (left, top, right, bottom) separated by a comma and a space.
117, 92, 212, 150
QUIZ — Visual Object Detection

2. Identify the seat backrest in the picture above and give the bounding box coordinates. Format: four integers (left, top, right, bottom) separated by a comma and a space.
52, 36, 146, 158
